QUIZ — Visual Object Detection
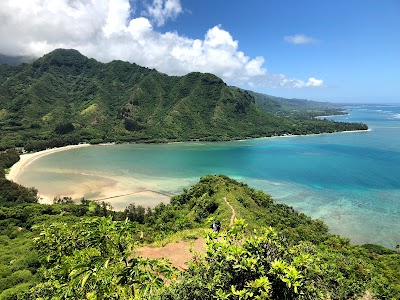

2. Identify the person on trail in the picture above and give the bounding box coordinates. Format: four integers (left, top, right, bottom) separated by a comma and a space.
211, 221, 221, 233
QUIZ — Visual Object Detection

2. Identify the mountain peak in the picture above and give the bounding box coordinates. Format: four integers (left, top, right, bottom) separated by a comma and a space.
33, 48, 90, 71
44, 48, 86, 60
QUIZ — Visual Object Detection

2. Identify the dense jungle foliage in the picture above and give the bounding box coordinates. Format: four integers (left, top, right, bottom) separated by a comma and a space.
0, 172, 399, 299
0, 49, 367, 151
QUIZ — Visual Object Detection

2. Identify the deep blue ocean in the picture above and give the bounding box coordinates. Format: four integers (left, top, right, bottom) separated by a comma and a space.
19, 105, 400, 248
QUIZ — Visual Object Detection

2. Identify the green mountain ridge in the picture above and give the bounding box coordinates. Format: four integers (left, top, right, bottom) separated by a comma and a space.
0, 54, 35, 66
238, 88, 346, 119
0, 49, 367, 150
0, 50, 396, 299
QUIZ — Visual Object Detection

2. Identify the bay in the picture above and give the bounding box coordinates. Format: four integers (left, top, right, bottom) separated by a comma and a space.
17, 105, 400, 248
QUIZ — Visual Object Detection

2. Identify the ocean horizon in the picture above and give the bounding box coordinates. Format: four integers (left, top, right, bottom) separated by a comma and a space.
17, 104, 400, 248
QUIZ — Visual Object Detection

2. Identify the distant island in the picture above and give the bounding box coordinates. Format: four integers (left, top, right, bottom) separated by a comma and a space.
0, 49, 367, 151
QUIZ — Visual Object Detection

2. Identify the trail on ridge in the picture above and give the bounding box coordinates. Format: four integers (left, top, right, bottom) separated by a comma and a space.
224, 196, 235, 226
135, 196, 237, 269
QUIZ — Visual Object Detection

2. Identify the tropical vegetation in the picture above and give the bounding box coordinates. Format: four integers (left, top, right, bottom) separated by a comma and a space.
0, 49, 367, 151
0, 49, 388, 299
0, 170, 399, 299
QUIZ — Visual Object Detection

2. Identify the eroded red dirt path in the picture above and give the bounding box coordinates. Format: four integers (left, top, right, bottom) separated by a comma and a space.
135, 196, 236, 269
135, 237, 206, 269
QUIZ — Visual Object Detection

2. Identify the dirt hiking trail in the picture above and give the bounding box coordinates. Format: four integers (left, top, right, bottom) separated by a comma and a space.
135, 196, 236, 269
224, 196, 235, 226
135, 238, 205, 270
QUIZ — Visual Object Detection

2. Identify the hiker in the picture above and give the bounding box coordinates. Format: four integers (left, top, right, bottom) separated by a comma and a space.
211, 221, 221, 233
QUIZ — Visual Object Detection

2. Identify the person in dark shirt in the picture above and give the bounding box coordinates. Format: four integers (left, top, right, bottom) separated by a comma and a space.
211, 221, 221, 232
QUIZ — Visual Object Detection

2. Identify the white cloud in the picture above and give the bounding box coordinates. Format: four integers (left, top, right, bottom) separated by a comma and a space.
103, 0, 131, 37
127, 17, 153, 40
306, 77, 324, 87
248, 74, 324, 89
284, 34, 319, 45
145, 0, 182, 27
0, 0, 323, 89
0, 0, 109, 56
204, 25, 238, 49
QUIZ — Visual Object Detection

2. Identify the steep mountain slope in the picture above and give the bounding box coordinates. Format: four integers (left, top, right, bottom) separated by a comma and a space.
0, 49, 367, 150
0, 54, 34, 66
241, 88, 346, 119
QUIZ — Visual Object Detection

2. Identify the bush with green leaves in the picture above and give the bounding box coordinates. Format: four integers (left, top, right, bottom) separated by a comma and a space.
0, 149, 19, 173
157, 219, 399, 300
1, 175, 400, 299
30, 216, 176, 299
0, 179, 38, 206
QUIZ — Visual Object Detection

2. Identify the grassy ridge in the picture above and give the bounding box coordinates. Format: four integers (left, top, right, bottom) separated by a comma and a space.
0, 170, 399, 299
2, 175, 399, 299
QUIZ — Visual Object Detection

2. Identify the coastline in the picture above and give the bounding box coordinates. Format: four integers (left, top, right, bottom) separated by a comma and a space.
314, 113, 348, 119
6, 129, 371, 184
4, 128, 371, 206
236, 128, 371, 142
6, 144, 91, 183
5, 143, 176, 207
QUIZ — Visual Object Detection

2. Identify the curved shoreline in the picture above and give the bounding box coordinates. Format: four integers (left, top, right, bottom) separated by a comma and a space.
6, 144, 91, 182
3, 128, 373, 209
6, 129, 371, 184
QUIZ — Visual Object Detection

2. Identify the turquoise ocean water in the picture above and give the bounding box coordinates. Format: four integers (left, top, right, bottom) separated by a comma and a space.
18, 105, 400, 248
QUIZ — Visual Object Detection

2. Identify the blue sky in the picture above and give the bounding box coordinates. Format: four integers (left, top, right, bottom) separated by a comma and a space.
163, 0, 400, 103
0, 0, 399, 102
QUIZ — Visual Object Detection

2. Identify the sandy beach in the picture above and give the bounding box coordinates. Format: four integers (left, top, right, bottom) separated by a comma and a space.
235, 128, 371, 142
5, 143, 175, 207
6, 144, 91, 183
4, 128, 371, 207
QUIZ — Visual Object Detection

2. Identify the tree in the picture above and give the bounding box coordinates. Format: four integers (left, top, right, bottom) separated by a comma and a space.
31, 217, 176, 299
54, 122, 74, 134
157, 219, 396, 300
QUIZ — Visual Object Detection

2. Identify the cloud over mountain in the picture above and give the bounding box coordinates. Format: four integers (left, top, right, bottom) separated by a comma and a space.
0, 0, 323, 89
